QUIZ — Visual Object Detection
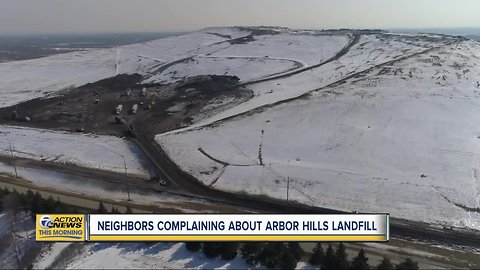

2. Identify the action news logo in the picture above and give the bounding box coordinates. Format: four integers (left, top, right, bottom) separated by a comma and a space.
36, 214, 85, 241
38, 215, 83, 229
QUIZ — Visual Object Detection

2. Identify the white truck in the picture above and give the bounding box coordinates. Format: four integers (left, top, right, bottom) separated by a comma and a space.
115, 104, 123, 115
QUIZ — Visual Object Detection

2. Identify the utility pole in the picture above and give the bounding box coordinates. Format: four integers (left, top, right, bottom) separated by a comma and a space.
286, 177, 290, 202
123, 158, 131, 201
258, 129, 264, 166
9, 142, 18, 179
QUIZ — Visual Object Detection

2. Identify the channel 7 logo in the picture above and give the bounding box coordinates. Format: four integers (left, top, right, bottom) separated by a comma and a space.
39, 215, 53, 229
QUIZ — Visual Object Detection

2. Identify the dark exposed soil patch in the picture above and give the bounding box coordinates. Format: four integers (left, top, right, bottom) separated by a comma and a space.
0, 74, 251, 138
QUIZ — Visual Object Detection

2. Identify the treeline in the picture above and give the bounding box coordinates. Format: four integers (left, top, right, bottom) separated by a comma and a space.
184, 242, 419, 270
307, 242, 418, 270
0, 187, 133, 216
0, 187, 79, 216
95, 201, 133, 214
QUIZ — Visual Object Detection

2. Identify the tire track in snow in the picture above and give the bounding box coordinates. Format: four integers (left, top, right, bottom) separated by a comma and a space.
197, 147, 256, 167
435, 187, 480, 214
208, 165, 226, 187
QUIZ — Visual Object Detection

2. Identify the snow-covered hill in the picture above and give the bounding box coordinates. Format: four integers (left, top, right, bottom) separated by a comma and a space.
0, 125, 156, 178
156, 29, 480, 230
0, 27, 350, 108
2, 26, 480, 230
0, 28, 249, 107
34, 243, 257, 269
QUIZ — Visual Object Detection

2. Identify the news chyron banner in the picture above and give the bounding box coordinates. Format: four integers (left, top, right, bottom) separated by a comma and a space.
37, 214, 389, 242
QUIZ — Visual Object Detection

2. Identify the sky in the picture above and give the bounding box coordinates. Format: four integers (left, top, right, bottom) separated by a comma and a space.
1, 0, 479, 34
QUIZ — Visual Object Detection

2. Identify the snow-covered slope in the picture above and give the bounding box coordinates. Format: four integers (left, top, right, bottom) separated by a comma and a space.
34, 242, 316, 269
0, 27, 357, 108
34, 243, 254, 269
0, 28, 251, 108
0, 27, 353, 108
0, 125, 155, 178
156, 32, 480, 230
0, 49, 119, 107
161, 32, 452, 134
144, 56, 299, 84
210, 33, 349, 66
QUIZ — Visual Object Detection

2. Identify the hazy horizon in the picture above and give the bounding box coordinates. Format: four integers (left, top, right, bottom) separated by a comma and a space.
1, 0, 480, 35
0, 27, 479, 38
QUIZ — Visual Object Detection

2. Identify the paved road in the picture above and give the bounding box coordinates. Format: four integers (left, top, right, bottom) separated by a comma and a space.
0, 174, 171, 213
0, 159, 248, 214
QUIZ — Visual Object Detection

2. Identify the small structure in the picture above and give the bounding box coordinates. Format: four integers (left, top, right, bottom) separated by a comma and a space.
131, 104, 138, 114
115, 104, 123, 115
